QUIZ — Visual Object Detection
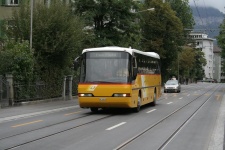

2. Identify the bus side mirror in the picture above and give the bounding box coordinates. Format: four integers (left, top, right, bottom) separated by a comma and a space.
132, 68, 138, 80
74, 56, 80, 71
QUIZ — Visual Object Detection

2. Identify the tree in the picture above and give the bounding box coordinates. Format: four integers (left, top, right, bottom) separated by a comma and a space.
141, 0, 183, 82
167, 46, 206, 82
179, 47, 195, 76
0, 40, 35, 83
167, 0, 195, 45
4, 1, 85, 82
194, 48, 206, 80
73, 0, 142, 48
217, 19, 225, 72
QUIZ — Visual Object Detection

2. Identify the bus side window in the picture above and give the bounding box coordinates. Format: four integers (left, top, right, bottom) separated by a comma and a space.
133, 57, 137, 68
155, 61, 160, 74
132, 57, 138, 80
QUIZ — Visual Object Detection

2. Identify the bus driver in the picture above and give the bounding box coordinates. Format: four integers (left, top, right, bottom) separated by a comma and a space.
116, 68, 129, 77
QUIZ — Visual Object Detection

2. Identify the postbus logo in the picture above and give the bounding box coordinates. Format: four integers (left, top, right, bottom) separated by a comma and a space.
87, 85, 98, 91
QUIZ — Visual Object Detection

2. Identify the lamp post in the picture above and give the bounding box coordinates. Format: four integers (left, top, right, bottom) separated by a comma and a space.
30, 0, 33, 52
178, 53, 179, 82
133, 8, 155, 13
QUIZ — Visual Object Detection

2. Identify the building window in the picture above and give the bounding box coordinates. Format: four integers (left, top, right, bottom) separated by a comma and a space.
4, 0, 19, 6
10, 0, 19, 4
44, 0, 51, 7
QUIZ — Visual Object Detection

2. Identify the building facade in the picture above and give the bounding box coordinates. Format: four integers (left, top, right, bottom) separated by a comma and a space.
189, 32, 214, 80
213, 45, 222, 82
221, 59, 225, 82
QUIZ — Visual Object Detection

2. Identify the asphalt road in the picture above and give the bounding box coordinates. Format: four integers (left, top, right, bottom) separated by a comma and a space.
0, 82, 224, 150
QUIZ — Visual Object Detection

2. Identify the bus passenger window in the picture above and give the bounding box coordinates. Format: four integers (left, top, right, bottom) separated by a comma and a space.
133, 57, 137, 68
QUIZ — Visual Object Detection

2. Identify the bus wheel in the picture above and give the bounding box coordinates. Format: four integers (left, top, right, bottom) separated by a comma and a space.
90, 107, 98, 113
134, 94, 141, 112
151, 91, 156, 106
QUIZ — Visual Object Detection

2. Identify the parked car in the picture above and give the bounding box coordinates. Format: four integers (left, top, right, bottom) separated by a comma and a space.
164, 80, 181, 93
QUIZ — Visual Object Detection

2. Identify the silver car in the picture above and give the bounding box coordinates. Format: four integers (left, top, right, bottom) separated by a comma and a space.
164, 80, 181, 93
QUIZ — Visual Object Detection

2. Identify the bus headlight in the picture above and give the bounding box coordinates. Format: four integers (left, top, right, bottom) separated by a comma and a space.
113, 93, 130, 97
79, 93, 93, 97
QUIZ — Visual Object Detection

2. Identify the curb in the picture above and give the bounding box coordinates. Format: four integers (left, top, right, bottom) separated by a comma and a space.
12, 96, 78, 107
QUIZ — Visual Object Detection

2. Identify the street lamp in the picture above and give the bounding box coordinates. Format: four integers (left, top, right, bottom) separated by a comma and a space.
30, 0, 33, 52
133, 8, 155, 13
178, 53, 179, 82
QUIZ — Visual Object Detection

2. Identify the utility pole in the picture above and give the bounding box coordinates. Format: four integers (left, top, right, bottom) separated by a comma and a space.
30, 0, 33, 52
178, 53, 179, 82
133, 8, 155, 13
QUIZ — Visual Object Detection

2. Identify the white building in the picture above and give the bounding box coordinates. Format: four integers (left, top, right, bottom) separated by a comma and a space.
189, 32, 214, 80
213, 45, 222, 82
221, 59, 225, 83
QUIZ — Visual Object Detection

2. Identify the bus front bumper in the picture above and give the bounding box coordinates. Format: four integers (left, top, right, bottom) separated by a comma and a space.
78, 97, 133, 108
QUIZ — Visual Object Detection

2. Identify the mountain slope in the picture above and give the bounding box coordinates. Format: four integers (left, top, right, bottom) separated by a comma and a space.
191, 6, 224, 39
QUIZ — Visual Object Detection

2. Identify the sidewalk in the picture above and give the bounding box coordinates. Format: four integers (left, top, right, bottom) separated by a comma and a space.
0, 97, 79, 120
208, 94, 225, 150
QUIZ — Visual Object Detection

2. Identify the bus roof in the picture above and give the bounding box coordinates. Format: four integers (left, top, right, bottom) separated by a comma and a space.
82, 46, 160, 59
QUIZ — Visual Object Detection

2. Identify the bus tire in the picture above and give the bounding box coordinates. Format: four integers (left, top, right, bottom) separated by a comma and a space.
90, 107, 98, 113
151, 90, 156, 106
133, 94, 141, 112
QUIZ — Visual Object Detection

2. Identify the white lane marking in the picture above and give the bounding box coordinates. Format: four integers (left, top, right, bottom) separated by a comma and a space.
146, 109, 156, 113
179, 97, 183, 99
106, 122, 126, 131
167, 102, 173, 104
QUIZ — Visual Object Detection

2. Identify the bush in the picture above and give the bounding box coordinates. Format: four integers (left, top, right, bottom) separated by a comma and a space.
0, 40, 35, 83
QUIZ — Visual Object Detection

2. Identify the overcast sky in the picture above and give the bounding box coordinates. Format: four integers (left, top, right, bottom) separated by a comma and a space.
189, 0, 225, 13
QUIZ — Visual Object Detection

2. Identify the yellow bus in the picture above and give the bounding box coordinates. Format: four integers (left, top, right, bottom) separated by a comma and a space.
74, 46, 161, 112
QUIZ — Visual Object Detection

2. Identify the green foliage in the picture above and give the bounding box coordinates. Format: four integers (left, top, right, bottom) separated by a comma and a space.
175, 47, 206, 80
141, 0, 183, 81
179, 47, 195, 71
217, 19, 225, 72
0, 0, 206, 98
178, 46, 195, 79
5, 1, 85, 83
4, 2, 30, 42
73, 0, 141, 48
167, 0, 194, 29
32, 2, 84, 79
0, 1, 86, 100
0, 40, 35, 83
167, 0, 195, 44
194, 49, 206, 79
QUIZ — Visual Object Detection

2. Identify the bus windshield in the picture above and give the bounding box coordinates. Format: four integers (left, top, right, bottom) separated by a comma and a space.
80, 51, 131, 83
